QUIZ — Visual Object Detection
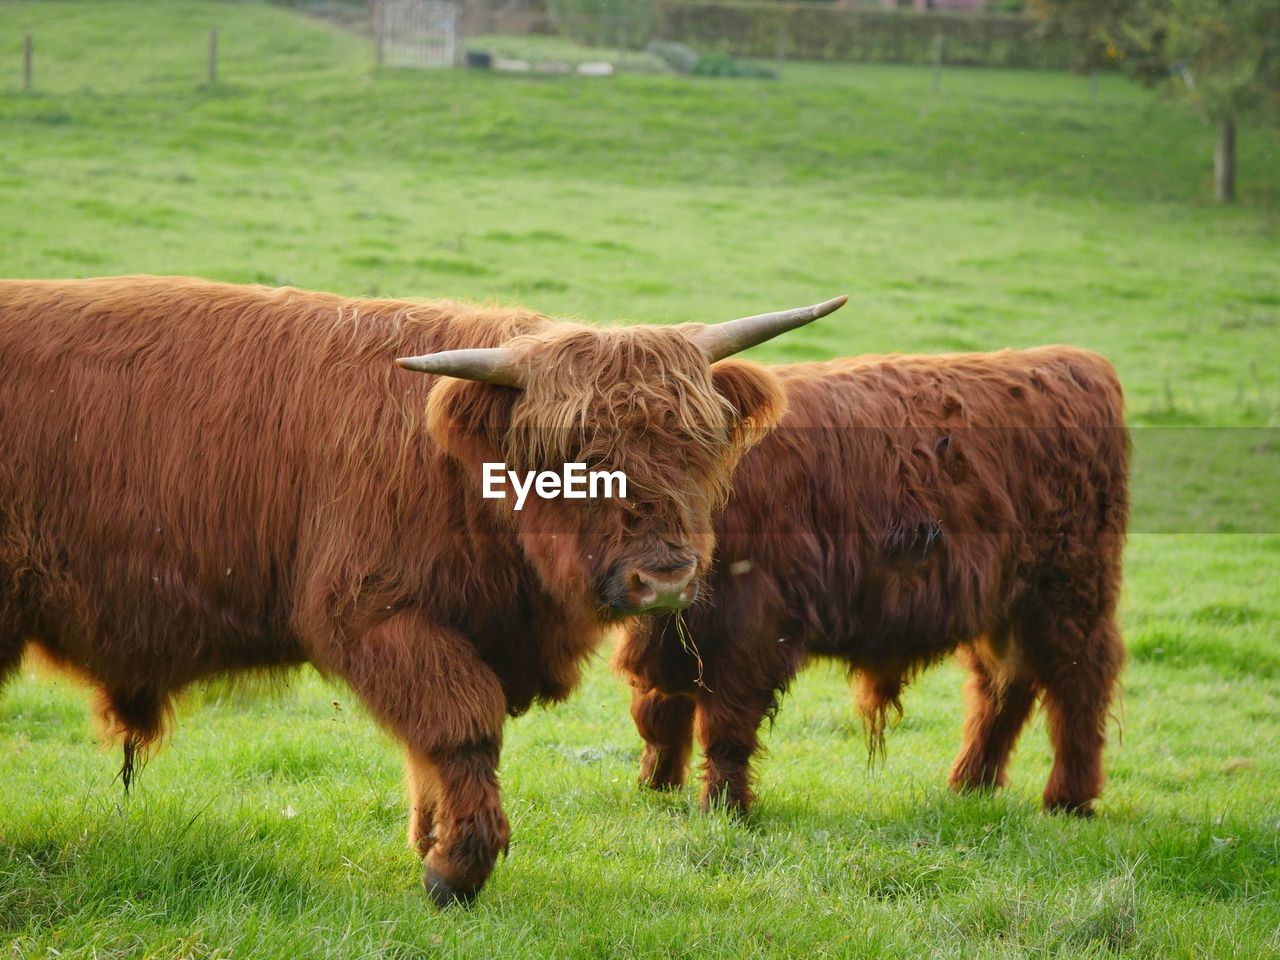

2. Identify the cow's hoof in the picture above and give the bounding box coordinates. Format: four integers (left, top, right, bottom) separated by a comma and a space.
699, 794, 750, 820
424, 866, 477, 908
1044, 798, 1095, 818
640, 773, 685, 792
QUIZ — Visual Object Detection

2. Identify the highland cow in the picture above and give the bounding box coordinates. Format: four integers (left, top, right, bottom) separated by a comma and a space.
616, 347, 1128, 817
0, 275, 845, 904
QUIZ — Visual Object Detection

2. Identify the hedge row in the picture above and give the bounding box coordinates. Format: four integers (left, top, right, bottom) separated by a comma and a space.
651, 3, 1073, 69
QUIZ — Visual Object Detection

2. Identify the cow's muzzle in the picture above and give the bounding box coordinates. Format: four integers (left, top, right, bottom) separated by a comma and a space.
603, 559, 699, 615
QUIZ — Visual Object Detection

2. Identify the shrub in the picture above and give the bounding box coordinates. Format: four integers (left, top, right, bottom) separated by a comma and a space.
690, 51, 778, 78
550, 0, 658, 50
646, 39, 700, 73
652, 3, 1073, 69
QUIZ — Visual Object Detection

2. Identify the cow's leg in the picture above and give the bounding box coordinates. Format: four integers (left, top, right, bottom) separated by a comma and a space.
412, 738, 507, 906
613, 620, 701, 791
0, 604, 26, 694
1018, 539, 1125, 817
405, 752, 441, 858
691, 617, 800, 816
1033, 612, 1123, 816
631, 685, 695, 790
331, 614, 509, 906
949, 643, 1038, 793
0, 637, 21, 695
695, 670, 789, 816
696, 693, 771, 816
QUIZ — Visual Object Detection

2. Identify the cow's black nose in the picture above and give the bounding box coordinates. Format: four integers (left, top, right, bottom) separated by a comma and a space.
625, 562, 698, 612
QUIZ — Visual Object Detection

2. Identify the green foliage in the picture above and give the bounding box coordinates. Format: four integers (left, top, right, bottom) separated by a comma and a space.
1142, 0, 1280, 124
1030, 0, 1279, 199
1027, 0, 1132, 73
549, 0, 658, 50
655, 2, 1075, 68
647, 38, 700, 72
647, 38, 781, 79
690, 51, 778, 77
1031, 0, 1280, 123
1, 2, 1279, 956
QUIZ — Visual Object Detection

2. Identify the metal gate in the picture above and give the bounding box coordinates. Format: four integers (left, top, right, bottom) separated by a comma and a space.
375, 0, 459, 69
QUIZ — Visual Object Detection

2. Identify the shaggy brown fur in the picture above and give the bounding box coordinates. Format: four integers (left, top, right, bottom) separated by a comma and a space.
0, 275, 789, 904
616, 347, 1128, 817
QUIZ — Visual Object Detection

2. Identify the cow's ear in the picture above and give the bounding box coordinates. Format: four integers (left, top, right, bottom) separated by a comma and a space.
711, 360, 788, 438
425, 378, 518, 466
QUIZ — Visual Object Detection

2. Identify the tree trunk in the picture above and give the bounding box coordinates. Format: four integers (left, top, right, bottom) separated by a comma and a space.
1214, 114, 1236, 203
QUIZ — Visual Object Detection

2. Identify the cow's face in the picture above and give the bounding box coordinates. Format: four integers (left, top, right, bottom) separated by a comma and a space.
407, 298, 845, 621
426, 328, 784, 618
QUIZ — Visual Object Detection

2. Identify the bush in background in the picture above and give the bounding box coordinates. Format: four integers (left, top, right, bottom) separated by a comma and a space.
646, 39, 700, 72
653, 3, 1073, 69
550, 0, 658, 49
690, 51, 778, 77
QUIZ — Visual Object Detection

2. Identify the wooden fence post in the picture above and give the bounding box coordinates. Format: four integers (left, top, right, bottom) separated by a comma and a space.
932, 32, 944, 93
208, 28, 218, 85
23, 34, 32, 91
1215, 114, 1236, 203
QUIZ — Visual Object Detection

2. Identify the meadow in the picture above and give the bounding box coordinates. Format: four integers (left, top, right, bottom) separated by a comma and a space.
1, 2, 1278, 957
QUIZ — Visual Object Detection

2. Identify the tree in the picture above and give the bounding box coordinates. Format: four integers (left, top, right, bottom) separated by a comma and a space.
1031, 0, 1280, 202
1028, 0, 1133, 76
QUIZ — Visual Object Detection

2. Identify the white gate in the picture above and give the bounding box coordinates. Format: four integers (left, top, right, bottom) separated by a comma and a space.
375, 0, 459, 69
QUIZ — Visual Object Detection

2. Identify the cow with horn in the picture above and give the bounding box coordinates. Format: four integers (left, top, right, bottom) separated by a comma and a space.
0, 275, 845, 905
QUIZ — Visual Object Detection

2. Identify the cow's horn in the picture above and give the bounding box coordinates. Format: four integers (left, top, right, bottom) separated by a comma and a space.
395, 347, 524, 387
692, 295, 848, 362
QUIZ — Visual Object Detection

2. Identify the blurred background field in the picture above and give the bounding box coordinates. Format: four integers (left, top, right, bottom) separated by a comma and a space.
1, 2, 1277, 957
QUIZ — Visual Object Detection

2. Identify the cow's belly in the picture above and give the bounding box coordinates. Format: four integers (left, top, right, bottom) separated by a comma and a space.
24, 563, 305, 694
805, 567, 1010, 667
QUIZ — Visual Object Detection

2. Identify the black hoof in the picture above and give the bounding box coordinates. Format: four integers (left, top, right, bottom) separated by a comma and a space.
1044, 799, 1095, 818
640, 775, 685, 792
424, 865, 478, 908
699, 796, 749, 820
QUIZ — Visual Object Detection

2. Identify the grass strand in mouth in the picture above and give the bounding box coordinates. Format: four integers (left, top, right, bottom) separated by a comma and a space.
673, 611, 712, 693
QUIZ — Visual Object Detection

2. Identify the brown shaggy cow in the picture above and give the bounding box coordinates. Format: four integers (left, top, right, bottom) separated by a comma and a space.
615, 347, 1128, 817
0, 275, 845, 905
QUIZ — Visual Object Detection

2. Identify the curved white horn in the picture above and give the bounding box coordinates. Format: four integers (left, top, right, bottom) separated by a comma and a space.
692, 295, 848, 362
395, 347, 523, 387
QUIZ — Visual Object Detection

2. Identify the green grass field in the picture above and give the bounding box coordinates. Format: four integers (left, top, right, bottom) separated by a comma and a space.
2, 3, 1278, 957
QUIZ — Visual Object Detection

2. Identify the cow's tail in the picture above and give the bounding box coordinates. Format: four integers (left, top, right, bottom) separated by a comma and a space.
855, 668, 905, 766
98, 687, 171, 794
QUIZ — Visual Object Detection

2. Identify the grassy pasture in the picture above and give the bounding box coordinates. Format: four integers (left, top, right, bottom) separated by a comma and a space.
1, 2, 1278, 957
